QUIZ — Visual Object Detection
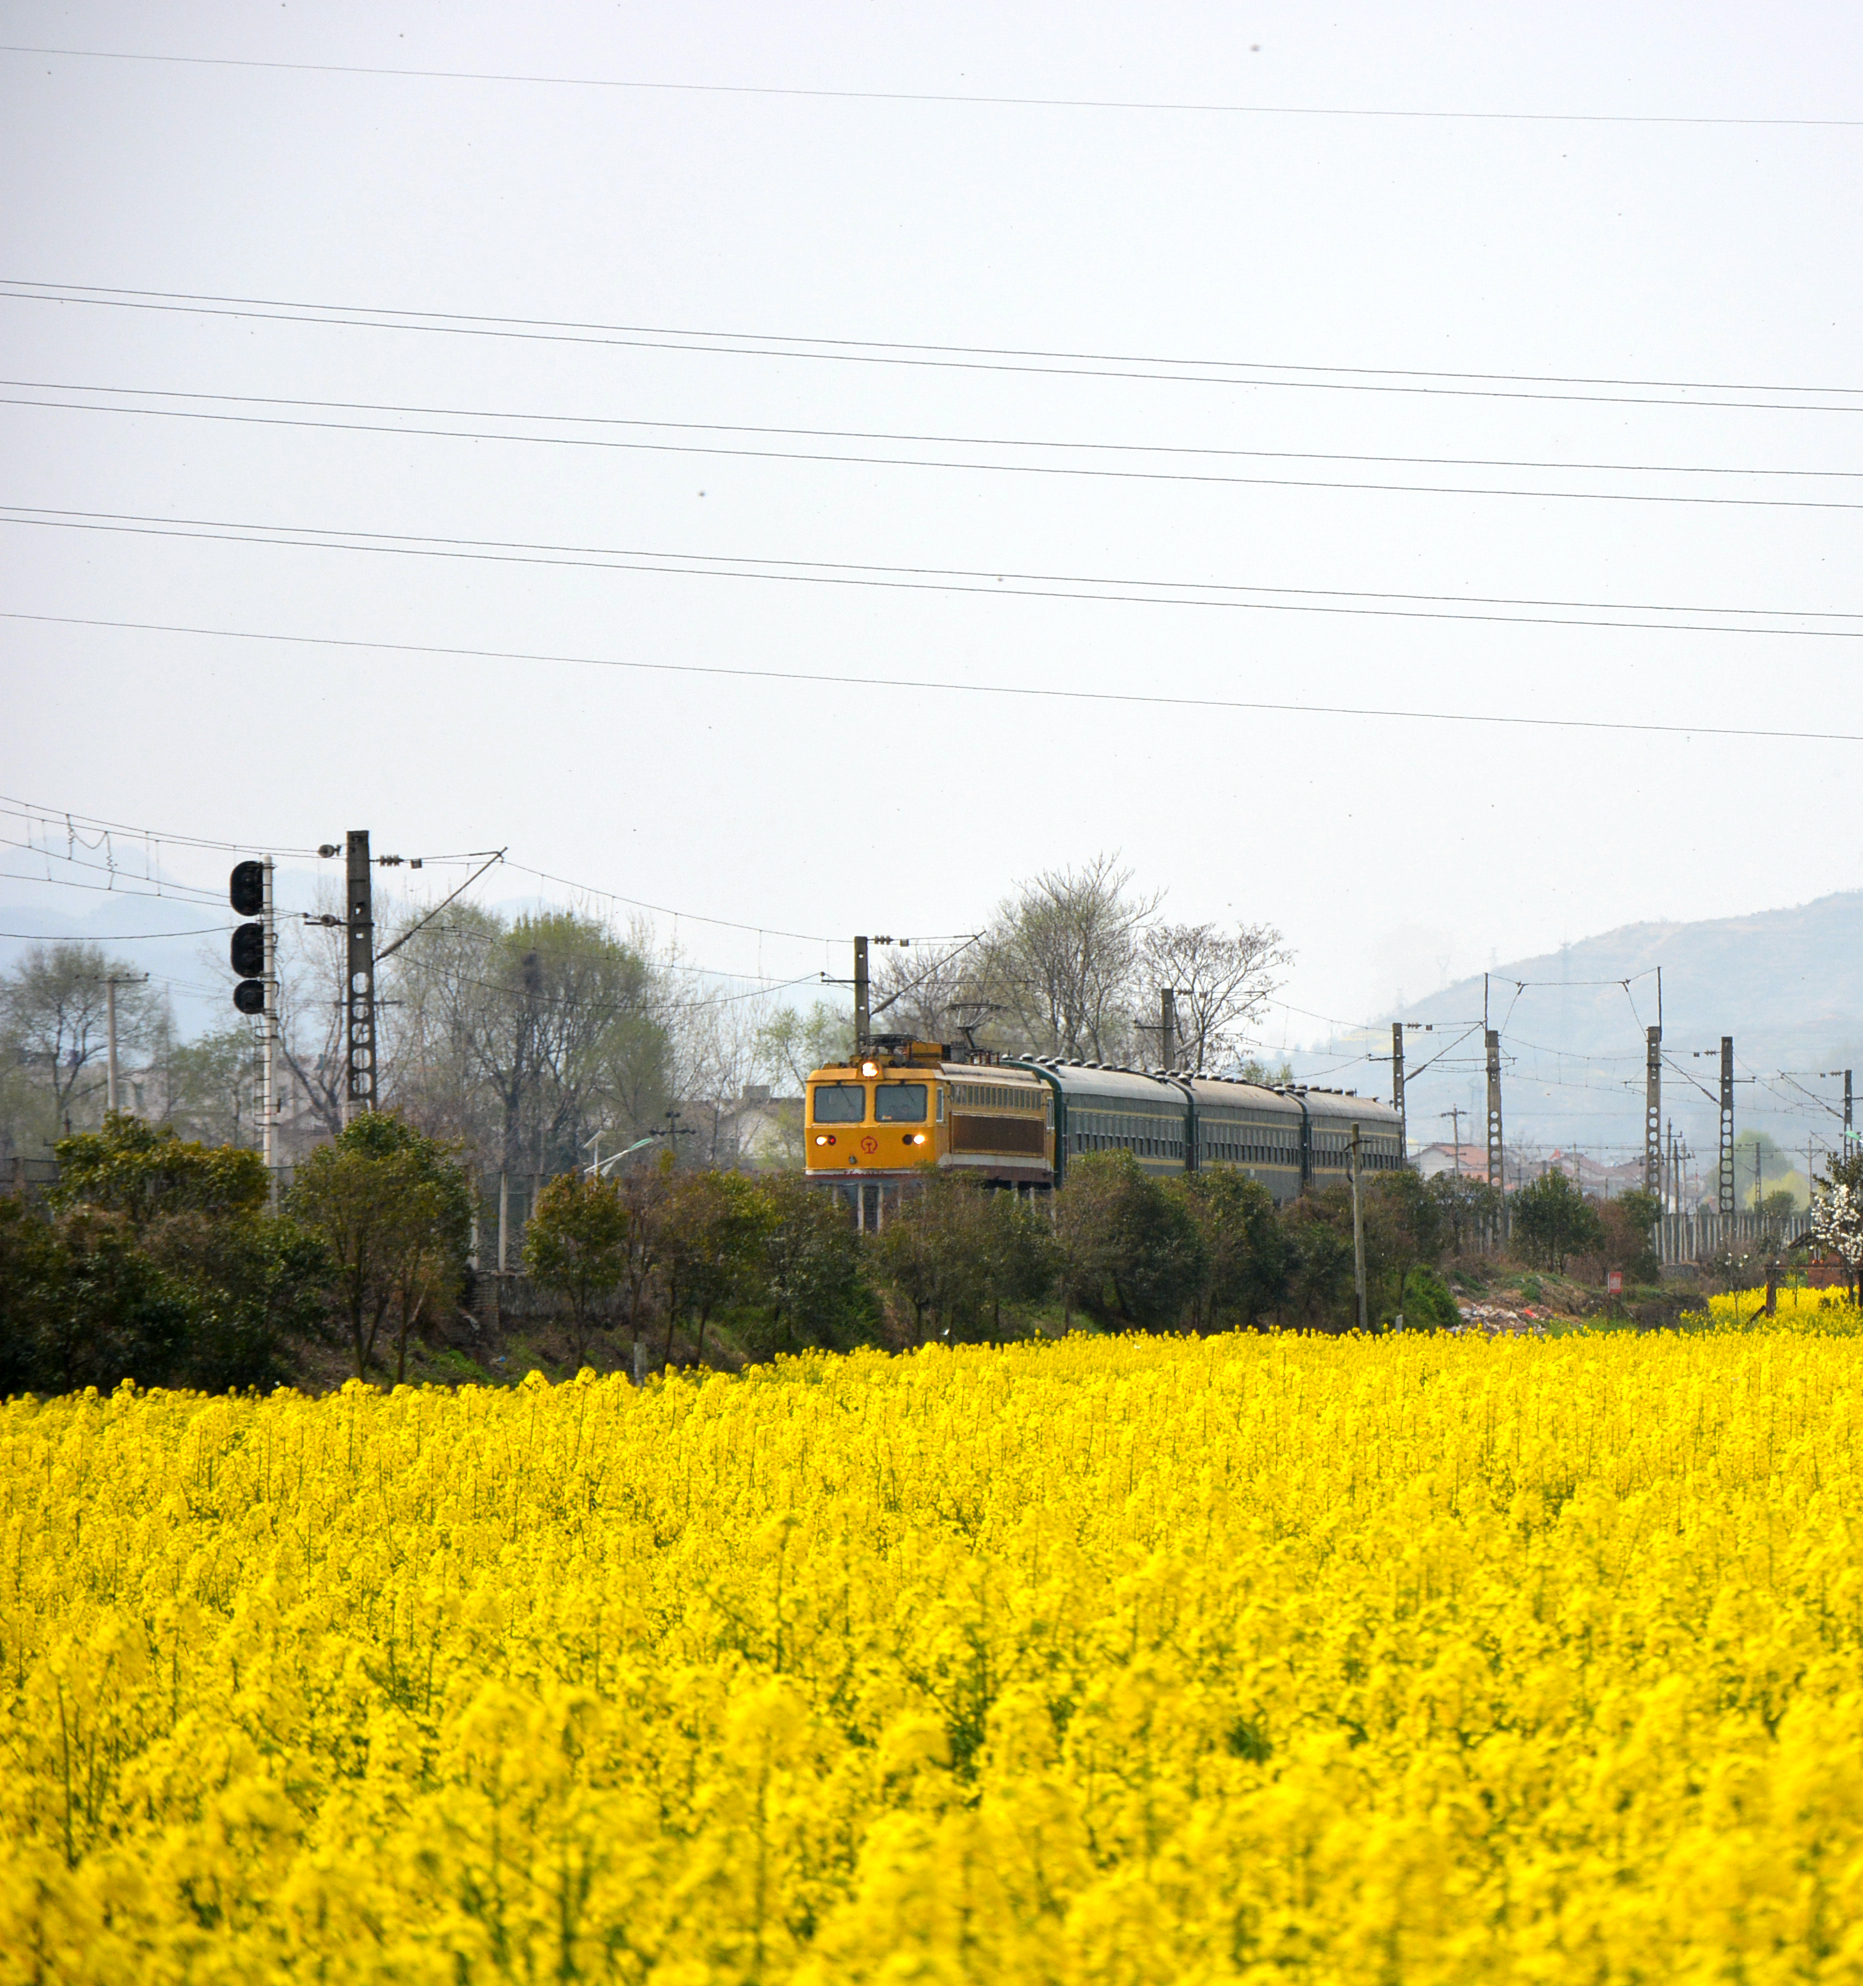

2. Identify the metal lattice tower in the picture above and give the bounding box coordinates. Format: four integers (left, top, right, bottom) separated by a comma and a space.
344, 829, 377, 1121
1718, 1035, 1735, 1217
1485, 1029, 1504, 1196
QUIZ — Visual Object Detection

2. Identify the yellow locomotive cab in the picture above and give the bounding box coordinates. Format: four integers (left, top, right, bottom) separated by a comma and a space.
804, 1039, 1053, 1192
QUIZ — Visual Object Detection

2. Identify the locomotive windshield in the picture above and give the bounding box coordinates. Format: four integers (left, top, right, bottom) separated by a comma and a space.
812, 1083, 867, 1122
874, 1083, 928, 1122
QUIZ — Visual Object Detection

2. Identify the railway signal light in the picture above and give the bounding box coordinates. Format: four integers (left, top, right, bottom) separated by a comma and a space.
230, 862, 266, 1014
229, 859, 264, 917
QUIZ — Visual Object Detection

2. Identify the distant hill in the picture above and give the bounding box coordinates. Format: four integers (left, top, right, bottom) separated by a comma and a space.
1373, 891, 1863, 1162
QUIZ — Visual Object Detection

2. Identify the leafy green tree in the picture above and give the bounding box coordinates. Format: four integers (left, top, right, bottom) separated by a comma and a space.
53, 1113, 268, 1223
1511, 1169, 1606, 1273
1427, 1171, 1504, 1256
873, 1172, 995, 1344
1278, 1188, 1360, 1329
0, 1202, 191, 1395
1053, 1152, 1205, 1330
972, 1190, 1060, 1342
1177, 1167, 1288, 1330
289, 1114, 470, 1381
524, 1171, 633, 1363
1599, 1187, 1662, 1284
47, 1115, 328, 1389
658, 1167, 773, 1365
1365, 1168, 1444, 1304
746, 1173, 878, 1356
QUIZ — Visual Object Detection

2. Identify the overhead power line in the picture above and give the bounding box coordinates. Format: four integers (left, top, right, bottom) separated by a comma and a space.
14, 383, 1863, 512
6, 44, 1859, 129
13, 375, 1863, 480
0, 924, 231, 940
0, 790, 324, 858
7, 281, 1863, 413
6, 508, 1862, 638
8, 610, 1859, 746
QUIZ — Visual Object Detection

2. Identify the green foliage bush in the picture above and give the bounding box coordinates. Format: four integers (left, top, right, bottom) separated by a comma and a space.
1401, 1266, 1462, 1333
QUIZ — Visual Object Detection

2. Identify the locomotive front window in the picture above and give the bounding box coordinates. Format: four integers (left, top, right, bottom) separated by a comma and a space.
874, 1082, 928, 1122
812, 1083, 867, 1123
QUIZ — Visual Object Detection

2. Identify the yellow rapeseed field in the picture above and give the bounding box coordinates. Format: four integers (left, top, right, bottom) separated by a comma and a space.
7, 1331, 1863, 1983
1705, 1287, 1863, 1330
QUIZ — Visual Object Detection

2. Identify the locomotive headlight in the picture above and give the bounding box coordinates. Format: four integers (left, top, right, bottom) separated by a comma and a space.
860, 1060, 878, 1077
910, 1133, 926, 1145
815, 1134, 834, 1146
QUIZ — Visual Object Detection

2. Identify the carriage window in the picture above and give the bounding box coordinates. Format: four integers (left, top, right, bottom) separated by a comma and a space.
875, 1083, 928, 1122
812, 1083, 867, 1123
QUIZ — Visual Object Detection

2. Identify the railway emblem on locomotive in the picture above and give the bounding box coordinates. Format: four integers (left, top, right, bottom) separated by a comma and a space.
859, 1135, 879, 1155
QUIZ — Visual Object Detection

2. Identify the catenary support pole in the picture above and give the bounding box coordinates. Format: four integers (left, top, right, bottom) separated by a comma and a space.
1161, 988, 1177, 1073
1645, 1024, 1662, 1195
853, 936, 870, 1049
344, 830, 377, 1123
1392, 1023, 1407, 1155
1719, 1036, 1736, 1218
1485, 1030, 1504, 1197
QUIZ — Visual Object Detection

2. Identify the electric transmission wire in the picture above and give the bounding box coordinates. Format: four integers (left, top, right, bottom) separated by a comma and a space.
7, 611, 1859, 746
5, 510, 1862, 640
6, 46, 1860, 128
502, 858, 839, 946
13, 383, 1863, 512
15, 376, 1863, 480
0, 923, 231, 939
0, 791, 323, 858
7, 280, 1863, 412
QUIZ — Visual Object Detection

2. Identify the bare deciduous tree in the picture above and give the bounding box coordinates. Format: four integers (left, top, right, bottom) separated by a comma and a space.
0, 943, 156, 1132
980, 855, 1158, 1061
1139, 921, 1291, 1073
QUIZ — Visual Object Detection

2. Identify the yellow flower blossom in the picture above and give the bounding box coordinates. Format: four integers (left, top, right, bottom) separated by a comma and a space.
7, 1332, 1863, 1979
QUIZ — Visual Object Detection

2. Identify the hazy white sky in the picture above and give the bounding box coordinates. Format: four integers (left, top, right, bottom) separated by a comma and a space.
3, 1, 1860, 1053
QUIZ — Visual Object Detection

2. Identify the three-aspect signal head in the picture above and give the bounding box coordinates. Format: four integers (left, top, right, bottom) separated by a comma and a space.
230, 860, 267, 1016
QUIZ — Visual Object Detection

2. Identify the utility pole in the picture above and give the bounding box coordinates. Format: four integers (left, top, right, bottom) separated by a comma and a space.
1718, 1035, 1735, 1218
1644, 970, 1662, 1195
1392, 1022, 1407, 1156
105, 975, 119, 1115
91, 971, 150, 1119
853, 935, 870, 1050
1440, 1105, 1463, 1170
1349, 1124, 1368, 1333
345, 830, 378, 1123
1160, 988, 1178, 1072
1847, 1070, 1854, 1153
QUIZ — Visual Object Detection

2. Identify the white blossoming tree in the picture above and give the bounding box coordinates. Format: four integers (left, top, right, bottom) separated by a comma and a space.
1810, 1155, 1863, 1305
